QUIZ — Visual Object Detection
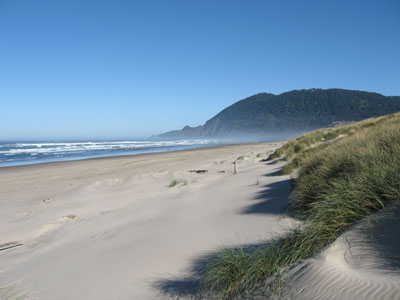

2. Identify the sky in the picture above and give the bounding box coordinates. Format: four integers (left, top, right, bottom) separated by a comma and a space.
1, 0, 399, 140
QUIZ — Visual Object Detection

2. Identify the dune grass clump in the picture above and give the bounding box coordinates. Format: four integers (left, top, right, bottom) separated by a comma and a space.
267, 147, 285, 160
267, 129, 326, 162
201, 113, 400, 299
283, 147, 295, 161
280, 142, 332, 175
168, 179, 187, 187
293, 142, 307, 153
280, 162, 297, 175
269, 113, 400, 175
292, 121, 400, 215
323, 130, 339, 141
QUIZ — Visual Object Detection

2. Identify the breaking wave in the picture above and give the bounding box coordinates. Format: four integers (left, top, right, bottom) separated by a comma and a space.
0, 140, 220, 167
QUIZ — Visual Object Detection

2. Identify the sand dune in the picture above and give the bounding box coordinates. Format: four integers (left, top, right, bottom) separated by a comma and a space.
277, 207, 400, 300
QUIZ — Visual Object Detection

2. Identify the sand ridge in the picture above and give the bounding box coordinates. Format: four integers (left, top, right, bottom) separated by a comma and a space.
273, 207, 400, 300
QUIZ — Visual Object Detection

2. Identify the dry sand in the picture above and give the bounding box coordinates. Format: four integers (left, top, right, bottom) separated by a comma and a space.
0, 142, 295, 300
275, 207, 400, 300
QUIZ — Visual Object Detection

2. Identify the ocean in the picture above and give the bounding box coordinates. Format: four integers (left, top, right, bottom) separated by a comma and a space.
0, 140, 223, 167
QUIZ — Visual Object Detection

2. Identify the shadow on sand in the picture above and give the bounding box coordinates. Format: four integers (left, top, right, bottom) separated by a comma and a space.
262, 169, 282, 177
152, 251, 213, 299
153, 178, 293, 299
152, 243, 273, 300
241, 179, 292, 215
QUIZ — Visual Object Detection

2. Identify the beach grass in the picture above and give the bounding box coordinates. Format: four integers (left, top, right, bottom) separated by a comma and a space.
200, 112, 400, 299
272, 113, 400, 175
168, 179, 188, 187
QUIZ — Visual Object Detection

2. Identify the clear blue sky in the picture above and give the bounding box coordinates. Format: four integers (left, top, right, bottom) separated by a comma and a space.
1, 0, 399, 140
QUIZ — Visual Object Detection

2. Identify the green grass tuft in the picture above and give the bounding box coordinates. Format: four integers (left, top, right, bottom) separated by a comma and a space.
293, 142, 307, 153
270, 113, 400, 174
267, 148, 285, 160
323, 130, 340, 141
280, 163, 296, 175
168, 179, 188, 187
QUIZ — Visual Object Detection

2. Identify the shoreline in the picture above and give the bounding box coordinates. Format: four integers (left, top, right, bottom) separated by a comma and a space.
0, 140, 282, 171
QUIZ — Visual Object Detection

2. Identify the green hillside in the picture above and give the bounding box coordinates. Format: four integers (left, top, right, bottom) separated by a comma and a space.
157, 89, 400, 138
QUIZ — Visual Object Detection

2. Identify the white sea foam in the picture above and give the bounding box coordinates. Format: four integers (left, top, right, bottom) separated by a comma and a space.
0, 140, 216, 156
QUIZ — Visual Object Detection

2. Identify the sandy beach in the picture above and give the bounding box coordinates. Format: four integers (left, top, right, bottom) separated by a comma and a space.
1, 141, 400, 300
0, 142, 295, 299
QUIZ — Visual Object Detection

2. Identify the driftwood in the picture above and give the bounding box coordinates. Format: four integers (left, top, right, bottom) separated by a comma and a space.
0, 241, 23, 251
188, 169, 208, 174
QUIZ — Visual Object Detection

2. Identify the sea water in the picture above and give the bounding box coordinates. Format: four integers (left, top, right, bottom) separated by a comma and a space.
0, 140, 221, 167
